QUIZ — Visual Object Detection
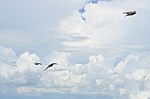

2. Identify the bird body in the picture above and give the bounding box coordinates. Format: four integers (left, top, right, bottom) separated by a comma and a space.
123, 11, 136, 16
44, 63, 58, 71
34, 62, 42, 65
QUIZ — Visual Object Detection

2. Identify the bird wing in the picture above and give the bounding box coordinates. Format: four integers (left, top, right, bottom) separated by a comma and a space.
53, 63, 58, 65
39, 63, 42, 65
44, 66, 50, 71
50, 63, 58, 66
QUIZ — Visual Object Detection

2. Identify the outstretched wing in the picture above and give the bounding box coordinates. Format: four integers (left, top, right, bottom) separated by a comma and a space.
51, 63, 58, 65
44, 63, 58, 71
44, 66, 50, 71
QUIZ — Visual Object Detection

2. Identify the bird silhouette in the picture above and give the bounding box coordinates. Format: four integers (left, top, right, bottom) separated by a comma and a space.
44, 63, 58, 71
34, 62, 42, 65
123, 11, 136, 16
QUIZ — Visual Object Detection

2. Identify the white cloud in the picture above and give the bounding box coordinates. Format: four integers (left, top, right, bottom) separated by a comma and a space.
96, 79, 103, 86
0, 46, 17, 63
125, 69, 147, 81
59, 1, 125, 49
0, 46, 16, 57
89, 54, 104, 64
16, 52, 41, 72
0, 48, 42, 86
114, 54, 138, 73
46, 51, 71, 67
130, 91, 150, 99
0, 46, 150, 99
58, 0, 150, 50
0, 61, 15, 82
119, 88, 127, 95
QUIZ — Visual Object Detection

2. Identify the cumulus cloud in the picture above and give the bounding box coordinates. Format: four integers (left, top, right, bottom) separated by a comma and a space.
46, 51, 71, 66
0, 46, 17, 63
0, 46, 16, 57
16, 52, 41, 72
0, 47, 42, 86
114, 54, 138, 73
130, 91, 150, 99
125, 69, 147, 81
0, 46, 150, 99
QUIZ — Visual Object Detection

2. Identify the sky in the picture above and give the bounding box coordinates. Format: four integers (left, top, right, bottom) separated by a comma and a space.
0, 0, 150, 99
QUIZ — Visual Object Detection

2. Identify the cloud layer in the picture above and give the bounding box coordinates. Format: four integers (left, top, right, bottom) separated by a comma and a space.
0, 46, 149, 99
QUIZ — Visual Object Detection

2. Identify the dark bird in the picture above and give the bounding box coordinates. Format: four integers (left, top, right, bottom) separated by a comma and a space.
44, 63, 58, 71
123, 11, 136, 16
34, 62, 42, 65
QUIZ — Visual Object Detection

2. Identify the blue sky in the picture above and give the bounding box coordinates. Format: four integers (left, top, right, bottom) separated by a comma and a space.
0, 0, 150, 99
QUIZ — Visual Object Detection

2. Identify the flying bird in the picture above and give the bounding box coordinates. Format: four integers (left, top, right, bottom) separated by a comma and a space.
123, 11, 136, 16
34, 62, 42, 65
44, 63, 58, 71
